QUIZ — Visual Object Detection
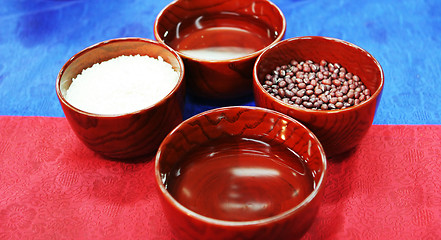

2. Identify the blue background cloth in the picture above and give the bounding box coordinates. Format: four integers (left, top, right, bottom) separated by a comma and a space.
1, 0, 440, 124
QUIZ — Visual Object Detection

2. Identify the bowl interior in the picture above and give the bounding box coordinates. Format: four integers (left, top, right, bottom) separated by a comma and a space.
156, 106, 326, 222
255, 36, 384, 97
58, 38, 183, 102
154, 0, 286, 60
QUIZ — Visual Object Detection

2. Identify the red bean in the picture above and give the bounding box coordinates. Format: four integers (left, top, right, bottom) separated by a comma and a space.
315, 88, 323, 95
285, 90, 294, 98
354, 91, 360, 99
322, 79, 332, 85
317, 72, 324, 80
319, 94, 328, 103
279, 80, 287, 88
332, 79, 341, 87
262, 59, 371, 110
296, 89, 306, 97
341, 86, 349, 94
303, 65, 311, 72
328, 63, 334, 70
363, 89, 371, 96
314, 101, 321, 108
278, 88, 285, 97
335, 102, 343, 109
303, 102, 313, 108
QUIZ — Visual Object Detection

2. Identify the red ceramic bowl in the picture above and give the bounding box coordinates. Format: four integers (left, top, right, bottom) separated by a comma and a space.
155, 106, 327, 240
56, 38, 185, 160
154, 0, 286, 99
253, 36, 384, 157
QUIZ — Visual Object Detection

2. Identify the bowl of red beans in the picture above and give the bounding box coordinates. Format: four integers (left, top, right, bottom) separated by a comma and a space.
253, 36, 384, 157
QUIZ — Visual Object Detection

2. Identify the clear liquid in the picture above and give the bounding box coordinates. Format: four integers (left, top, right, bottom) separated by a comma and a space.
180, 46, 256, 61
165, 13, 277, 61
165, 137, 314, 221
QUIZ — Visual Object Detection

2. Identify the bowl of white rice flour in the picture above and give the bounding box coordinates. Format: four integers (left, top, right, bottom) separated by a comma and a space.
56, 38, 185, 160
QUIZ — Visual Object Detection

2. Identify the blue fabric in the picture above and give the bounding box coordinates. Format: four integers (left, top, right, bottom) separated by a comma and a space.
1, 0, 440, 124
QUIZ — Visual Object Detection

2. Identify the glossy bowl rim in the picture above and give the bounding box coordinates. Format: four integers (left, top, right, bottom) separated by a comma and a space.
55, 37, 185, 118
253, 36, 385, 115
153, 0, 287, 63
154, 106, 327, 227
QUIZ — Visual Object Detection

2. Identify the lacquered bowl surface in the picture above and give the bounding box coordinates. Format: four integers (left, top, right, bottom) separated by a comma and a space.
155, 106, 327, 240
154, 0, 286, 99
253, 36, 384, 157
56, 38, 185, 159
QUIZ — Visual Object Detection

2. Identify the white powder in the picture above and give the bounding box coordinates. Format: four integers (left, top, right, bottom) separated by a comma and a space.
65, 55, 179, 115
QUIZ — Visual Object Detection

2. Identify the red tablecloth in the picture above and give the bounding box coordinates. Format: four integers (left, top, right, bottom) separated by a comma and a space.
1, 116, 440, 239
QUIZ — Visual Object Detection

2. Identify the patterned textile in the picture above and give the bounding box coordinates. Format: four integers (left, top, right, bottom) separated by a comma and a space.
1, 0, 440, 239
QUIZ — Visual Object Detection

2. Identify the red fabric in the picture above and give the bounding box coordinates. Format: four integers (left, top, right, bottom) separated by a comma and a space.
1, 116, 440, 239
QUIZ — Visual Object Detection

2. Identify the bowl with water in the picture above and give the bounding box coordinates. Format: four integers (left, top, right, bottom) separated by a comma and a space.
155, 106, 327, 240
154, 0, 286, 99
